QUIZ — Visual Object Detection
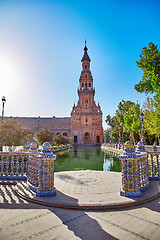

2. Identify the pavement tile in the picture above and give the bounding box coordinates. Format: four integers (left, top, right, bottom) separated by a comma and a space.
140, 222, 159, 239
147, 226, 160, 240
0, 170, 160, 240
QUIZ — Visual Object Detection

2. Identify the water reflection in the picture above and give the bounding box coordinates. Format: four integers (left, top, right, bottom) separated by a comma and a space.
103, 151, 121, 172
54, 147, 121, 172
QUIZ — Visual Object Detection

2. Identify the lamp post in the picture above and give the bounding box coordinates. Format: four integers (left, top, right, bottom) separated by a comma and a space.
119, 126, 121, 143
2, 96, 6, 121
140, 112, 144, 143
119, 126, 121, 149
0, 96, 6, 151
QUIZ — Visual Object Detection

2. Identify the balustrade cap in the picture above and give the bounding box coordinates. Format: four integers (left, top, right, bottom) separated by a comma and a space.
136, 141, 146, 153
36, 142, 56, 159
42, 142, 51, 151
121, 141, 135, 156
29, 141, 38, 153
36, 152, 56, 160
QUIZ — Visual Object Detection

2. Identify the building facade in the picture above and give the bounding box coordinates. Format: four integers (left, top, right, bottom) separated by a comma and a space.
71, 42, 103, 146
2, 43, 103, 146
3, 116, 71, 137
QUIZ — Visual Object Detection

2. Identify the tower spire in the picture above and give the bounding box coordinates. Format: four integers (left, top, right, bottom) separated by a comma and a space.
84, 39, 88, 53
82, 40, 90, 62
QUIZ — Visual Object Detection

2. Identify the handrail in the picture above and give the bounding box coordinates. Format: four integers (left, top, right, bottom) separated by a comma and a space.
0, 152, 37, 180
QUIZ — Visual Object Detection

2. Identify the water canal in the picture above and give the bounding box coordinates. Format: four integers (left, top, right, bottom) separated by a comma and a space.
54, 147, 121, 172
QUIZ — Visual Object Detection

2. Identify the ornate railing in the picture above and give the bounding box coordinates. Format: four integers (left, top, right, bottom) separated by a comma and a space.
103, 143, 123, 150
0, 152, 30, 180
0, 146, 160, 183
102, 143, 160, 180
147, 152, 160, 180
102, 143, 160, 152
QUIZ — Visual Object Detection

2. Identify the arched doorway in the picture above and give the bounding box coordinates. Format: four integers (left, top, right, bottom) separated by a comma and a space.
84, 132, 90, 144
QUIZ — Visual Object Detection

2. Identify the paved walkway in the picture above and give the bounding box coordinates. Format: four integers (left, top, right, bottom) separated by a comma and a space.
16, 171, 160, 210
0, 171, 160, 240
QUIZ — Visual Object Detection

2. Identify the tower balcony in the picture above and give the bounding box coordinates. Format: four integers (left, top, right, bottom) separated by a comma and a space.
78, 87, 95, 93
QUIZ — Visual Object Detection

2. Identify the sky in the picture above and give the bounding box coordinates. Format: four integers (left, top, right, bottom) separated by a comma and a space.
0, 0, 160, 129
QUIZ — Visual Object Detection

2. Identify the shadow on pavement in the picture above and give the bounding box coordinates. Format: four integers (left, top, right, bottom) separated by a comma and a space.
49, 207, 118, 240
0, 183, 118, 240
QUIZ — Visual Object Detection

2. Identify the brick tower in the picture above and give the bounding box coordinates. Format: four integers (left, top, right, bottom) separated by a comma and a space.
71, 41, 103, 146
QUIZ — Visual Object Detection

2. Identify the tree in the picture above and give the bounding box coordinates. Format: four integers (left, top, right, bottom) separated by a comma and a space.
53, 134, 72, 146
34, 129, 53, 145
115, 100, 141, 144
105, 115, 119, 143
105, 115, 117, 128
0, 119, 33, 151
135, 42, 160, 145
135, 42, 160, 95
142, 97, 160, 145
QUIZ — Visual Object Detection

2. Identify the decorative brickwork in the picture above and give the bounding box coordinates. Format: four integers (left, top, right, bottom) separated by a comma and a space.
71, 41, 103, 146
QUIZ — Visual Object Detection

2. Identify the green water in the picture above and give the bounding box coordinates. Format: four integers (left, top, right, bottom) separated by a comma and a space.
54, 147, 121, 172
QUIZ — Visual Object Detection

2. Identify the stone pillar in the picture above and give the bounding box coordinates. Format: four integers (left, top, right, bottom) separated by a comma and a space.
119, 141, 142, 197
36, 142, 56, 197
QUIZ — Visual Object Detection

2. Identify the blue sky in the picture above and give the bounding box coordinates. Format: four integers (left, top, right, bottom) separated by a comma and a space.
0, 0, 160, 129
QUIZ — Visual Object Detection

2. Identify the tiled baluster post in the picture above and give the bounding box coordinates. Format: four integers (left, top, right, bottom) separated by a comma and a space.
0, 155, 4, 176
141, 157, 146, 190
28, 142, 38, 191
36, 142, 56, 197
16, 155, 19, 176
21, 155, 25, 176
150, 154, 154, 179
5, 155, 9, 176
134, 158, 140, 193
11, 155, 14, 176
121, 159, 127, 192
139, 158, 143, 189
136, 141, 149, 191
120, 141, 142, 197
146, 154, 149, 180
144, 155, 149, 189
34, 156, 38, 187
156, 154, 160, 179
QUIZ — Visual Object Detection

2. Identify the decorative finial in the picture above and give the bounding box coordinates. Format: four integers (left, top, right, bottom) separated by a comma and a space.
84, 39, 88, 52
81, 39, 90, 62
